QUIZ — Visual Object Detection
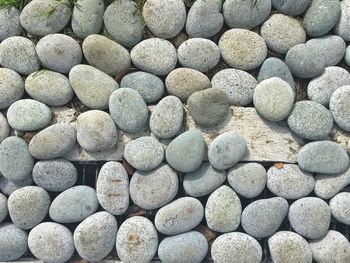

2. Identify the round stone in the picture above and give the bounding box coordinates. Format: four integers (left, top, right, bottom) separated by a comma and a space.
314, 168, 350, 199
272, 0, 310, 15
0, 193, 8, 223
334, 0, 350, 41
0, 223, 28, 261
8, 186, 50, 229
330, 85, 350, 131
0, 68, 24, 109
109, 88, 149, 133
0, 113, 9, 143
32, 159, 78, 192
0, 175, 33, 196
0, 7, 22, 41
330, 192, 350, 225
227, 162, 267, 198
130, 164, 178, 210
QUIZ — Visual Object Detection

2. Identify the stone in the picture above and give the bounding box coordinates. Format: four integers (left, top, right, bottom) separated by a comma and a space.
82, 34, 131, 76
155, 197, 204, 235
19, 0, 71, 36
330, 85, 350, 131
346, 45, 350, 66
74, 211, 118, 262
28, 222, 74, 263
227, 162, 267, 198
0, 113, 9, 143
330, 192, 350, 225
131, 38, 177, 76
158, 231, 208, 263
288, 197, 331, 239
0, 36, 40, 75
205, 185, 242, 233
150, 95, 183, 139
0, 175, 33, 196
0, 7, 22, 41
208, 131, 247, 170
32, 159, 78, 192
109, 88, 148, 133
0, 136, 33, 182
70, 64, 119, 110
241, 197, 289, 238
0, 223, 28, 261
0, 193, 7, 223
298, 141, 349, 174
116, 216, 158, 263
272, 0, 310, 15
166, 129, 206, 173
96, 161, 129, 215
103, 0, 142, 47
183, 162, 226, 197
120, 71, 164, 103
211, 68, 257, 106
29, 123, 76, 159
49, 185, 99, 223
219, 29, 267, 70
130, 164, 178, 210
8, 186, 50, 229
0, 68, 24, 109
211, 232, 262, 263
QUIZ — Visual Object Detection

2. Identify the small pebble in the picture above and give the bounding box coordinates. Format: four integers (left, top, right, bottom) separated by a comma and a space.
329, 192, 350, 225
0, 7, 22, 41
272, 0, 310, 15
0, 223, 28, 261
0, 175, 33, 196
330, 85, 350, 131
0, 113, 9, 143
0, 68, 24, 109
0, 193, 8, 223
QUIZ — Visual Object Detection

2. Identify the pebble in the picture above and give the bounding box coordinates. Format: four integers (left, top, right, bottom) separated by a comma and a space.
267, 164, 314, 200
0, 6, 22, 41
205, 185, 242, 233
116, 216, 158, 263
314, 168, 350, 199
346, 45, 350, 66
155, 197, 204, 235
208, 131, 247, 170
272, 0, 310, 15
49, 185, 99, 223
158, 231, 208, 263
143, 0, 186, 38
0, 193, 7, 223
71, 0, 105, 39
130, 164, 178, 210
298, 141, 349, 174
70, 64, 119, 110
227, 162, 267, 198
166, 130, 206, 173
211, 232, 262, 263
0, 68, 24, 109
334, 0, 350, 41
0, 36, 40, 75
109, 88, 148, 133
330, 85, 350, 131
219, 29, 267, 70
241, 197, 289, 238
19, 0, 71, 36
0, 136, 33, 182
268, 231, 312, 263
186, 0, 223, 38
103, 0, 142, 47
8, 186, 50, 229
211, 68, 257, 106
0, 223, 28, 261
0, 175, 33, 196
165, 68, 211, 101
183, 162, 226, 197
150, 95, 183, 139
0, 113, 9, 143
303, 0, 341, 37
29, 123, 76, 159
82, 34, 131, 76
96, 162, 129, 215
330, 192, 350, 225
28, 222, 74, 263
288, 197, 331, 239
76, 110, 118, 152
120, 71, 164, 103
32, 159, 78, 192
74, 211, 118, 262
253, 77, 295, 121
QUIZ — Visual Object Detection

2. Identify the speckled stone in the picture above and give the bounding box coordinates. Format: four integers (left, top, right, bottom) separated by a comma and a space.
346, 45, 350, 66
211, 68, 257, 106
96, 162, 129, 215
0, 193, 7, 223
0, 223, 28, 261
0, 113, 9, 143
272, 0, 310, 15
8, 186, 50, 229
49, 185, 99, 223
158, 231, 208, 263
74, 211, 118, 262
0, 6, 22, 41
219, 29, 267, 70
330, 85, 350, 131
29, 123, 76, 159
228, 162, 267, 198
0, 175, 33, 196
28, 222, 74, 263
334, 0, 350, 41
0, 68, 24, 109
330, 192, 350, 225
211, 232, 262, 263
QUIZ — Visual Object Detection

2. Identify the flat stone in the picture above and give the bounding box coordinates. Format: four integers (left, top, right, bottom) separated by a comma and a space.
330, 85, 350, 131
0, 193, 7, 223
0, 175, 33, 196
0, 223, 28, 261
330, 192, 350, 225
0, 7, 22, 41
272, 0, 310, 15
0, 68, 24, 109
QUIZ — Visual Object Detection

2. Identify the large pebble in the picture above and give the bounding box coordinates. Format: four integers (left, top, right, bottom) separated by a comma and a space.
0, 223, 28, 261
298, 141, 349, 174
0, 113, 9, 143
0, 68, 24, 109
130, 164, 178, 210
334, 0, 350, 41
330, 85, 350, 131
0, 193, 7, 223
70, 64, 119, 110
8, 186, 50, 229
49, 185, 98, 223
74, 211, 118, 262
29, 123, 76, 159
0, 36, 39, 75
96, 162, 129, 215
116, 216, 158, 263
0, 7, 22, 41
330, 192, 350, 225
0, 175, 33, 196
272, 0, 310, 15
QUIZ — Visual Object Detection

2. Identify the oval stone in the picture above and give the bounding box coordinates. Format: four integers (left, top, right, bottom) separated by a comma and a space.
0, 68, 24, 109
330, 192, 350, 225
0, 223, 28, 261
330, 85, 350, 131
0, 175, 33, 196
272, 0, 310, 15
334, 0, 350, 41
0, 7, 22, 41
0, 193, 7, 223
314, 168, 350, 199
0, 113, 9, 143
